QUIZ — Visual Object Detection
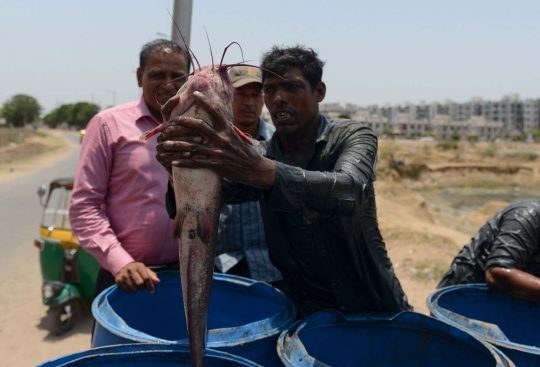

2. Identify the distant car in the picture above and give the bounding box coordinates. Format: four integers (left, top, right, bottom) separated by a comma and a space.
420, 136, 435, 141
79, 129, 86, 143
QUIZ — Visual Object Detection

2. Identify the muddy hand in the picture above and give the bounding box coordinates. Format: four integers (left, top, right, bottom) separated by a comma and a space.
156, 117, 209, 175
161, 92, 273, 188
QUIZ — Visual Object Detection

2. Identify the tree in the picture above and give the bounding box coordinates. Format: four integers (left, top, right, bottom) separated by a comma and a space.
43, 104, 73, 128
67, 102, 100, 129
0, 94, 42, 127
43, 102, 100, 129
338, 113, 351, 119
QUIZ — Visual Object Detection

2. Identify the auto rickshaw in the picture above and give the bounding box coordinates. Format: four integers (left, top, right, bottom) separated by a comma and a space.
35, 178, 99, 335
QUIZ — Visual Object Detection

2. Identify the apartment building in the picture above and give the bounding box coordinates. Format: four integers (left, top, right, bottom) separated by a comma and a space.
319, 94, 538, 140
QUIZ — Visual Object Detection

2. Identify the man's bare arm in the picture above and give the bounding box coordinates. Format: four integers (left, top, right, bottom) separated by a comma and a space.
486, 267, 540, 301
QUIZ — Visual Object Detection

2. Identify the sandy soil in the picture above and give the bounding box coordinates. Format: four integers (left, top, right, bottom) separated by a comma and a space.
0, 130, 78, 184
1, 132, 539, 365
377, 138, 540, 314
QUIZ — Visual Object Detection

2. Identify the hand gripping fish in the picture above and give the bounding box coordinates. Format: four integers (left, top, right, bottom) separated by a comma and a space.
139, 32, 259, 366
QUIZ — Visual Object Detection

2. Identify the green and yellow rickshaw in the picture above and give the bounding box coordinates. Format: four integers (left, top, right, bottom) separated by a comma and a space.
35, 178, 99, 335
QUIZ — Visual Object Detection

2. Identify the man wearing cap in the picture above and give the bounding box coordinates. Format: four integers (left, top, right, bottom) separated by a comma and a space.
213, 66, 283, 286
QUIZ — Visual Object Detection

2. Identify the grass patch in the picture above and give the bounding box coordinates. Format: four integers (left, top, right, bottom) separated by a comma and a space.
480, 144, 497, 158
504, 151, 538, 162
411, 259, 449, 281
379, 140, 398, 162
0, 133, 66, 167
436, 140, 459, 151
423, 180, 520, 191
384, 228, 454, 248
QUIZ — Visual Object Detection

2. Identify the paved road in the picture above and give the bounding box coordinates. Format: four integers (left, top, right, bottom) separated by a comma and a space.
0, 132, 80, 263
0, 132, 93, 366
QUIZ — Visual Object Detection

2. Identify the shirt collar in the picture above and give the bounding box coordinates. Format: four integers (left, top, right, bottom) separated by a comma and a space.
265, 115, 329, 159
136, 95, 160, 126
256, 118, 275, 141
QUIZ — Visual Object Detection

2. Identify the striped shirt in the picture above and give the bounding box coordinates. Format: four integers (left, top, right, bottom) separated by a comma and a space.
215, 118, 282, 283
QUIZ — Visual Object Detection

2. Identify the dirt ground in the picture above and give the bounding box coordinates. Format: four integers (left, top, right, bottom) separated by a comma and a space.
2, 131, 540, 364
376, 138, 540, 313
0, 131, 77, 184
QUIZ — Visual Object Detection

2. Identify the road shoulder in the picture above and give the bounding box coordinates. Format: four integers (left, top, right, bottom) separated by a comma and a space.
0, 130, 78, 184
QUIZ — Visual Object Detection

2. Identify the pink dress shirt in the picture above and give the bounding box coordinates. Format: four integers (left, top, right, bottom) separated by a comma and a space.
70, 96, 178, 276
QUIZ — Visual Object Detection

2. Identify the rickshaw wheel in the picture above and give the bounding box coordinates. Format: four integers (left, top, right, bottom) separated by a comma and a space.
48, 299, 80, 335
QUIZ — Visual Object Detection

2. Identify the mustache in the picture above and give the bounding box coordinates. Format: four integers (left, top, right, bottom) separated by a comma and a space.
240, 108, 256, 113
156, 92, 177, 101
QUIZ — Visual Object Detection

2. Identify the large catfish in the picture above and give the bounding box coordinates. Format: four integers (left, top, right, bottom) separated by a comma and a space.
139, 48, 258, 365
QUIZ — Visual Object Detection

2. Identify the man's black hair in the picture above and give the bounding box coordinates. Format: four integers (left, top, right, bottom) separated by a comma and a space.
260, 45, 325, 89
139, 39, 192, 72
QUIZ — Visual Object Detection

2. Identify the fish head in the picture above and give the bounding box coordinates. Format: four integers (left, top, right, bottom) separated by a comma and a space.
162, 65, 234, 129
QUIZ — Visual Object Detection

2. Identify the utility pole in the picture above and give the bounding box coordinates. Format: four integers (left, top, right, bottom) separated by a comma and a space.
106, 90, 116, 106
171, 0, 193, 48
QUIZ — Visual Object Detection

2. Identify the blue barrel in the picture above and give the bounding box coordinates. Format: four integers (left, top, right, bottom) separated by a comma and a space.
92, 271, 296, 367
277, 310, 514, 366
428, 284, 540, 367
37, 343, 261, 366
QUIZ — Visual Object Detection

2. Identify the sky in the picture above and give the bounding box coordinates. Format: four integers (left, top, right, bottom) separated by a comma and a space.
2, 0, 540, 115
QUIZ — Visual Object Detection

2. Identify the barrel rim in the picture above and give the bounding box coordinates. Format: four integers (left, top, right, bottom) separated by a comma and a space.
36, 343, 262, 366
277, 310, 514, 367
427, 283, 540, 355
92, 271, 297, 347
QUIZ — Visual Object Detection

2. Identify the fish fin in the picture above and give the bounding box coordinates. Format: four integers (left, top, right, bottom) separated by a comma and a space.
196, 210, 212, 244
232, 125, 260, 146
138, 125, 162, 142
173, 210, 185, 239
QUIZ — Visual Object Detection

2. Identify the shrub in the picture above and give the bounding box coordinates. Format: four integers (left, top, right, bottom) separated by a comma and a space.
383, 125, 395, 139
506, 151, 538, 161
510, 134, 524, 142
436, 140, 458, 151
526, 129, 540, 142
466, 134, 479, 143
451, 129, 460, 141
480, 144, 497, 158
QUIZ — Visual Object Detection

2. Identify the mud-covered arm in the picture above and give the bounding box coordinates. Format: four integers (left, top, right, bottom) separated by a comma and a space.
265, 123, 377, 216
485, 207, 540, 300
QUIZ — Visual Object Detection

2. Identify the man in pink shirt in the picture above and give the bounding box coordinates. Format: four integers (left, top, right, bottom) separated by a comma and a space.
70, 39, 191, 296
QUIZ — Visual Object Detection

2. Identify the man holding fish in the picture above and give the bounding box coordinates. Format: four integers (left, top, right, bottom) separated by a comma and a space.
156, 45, 411, 317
